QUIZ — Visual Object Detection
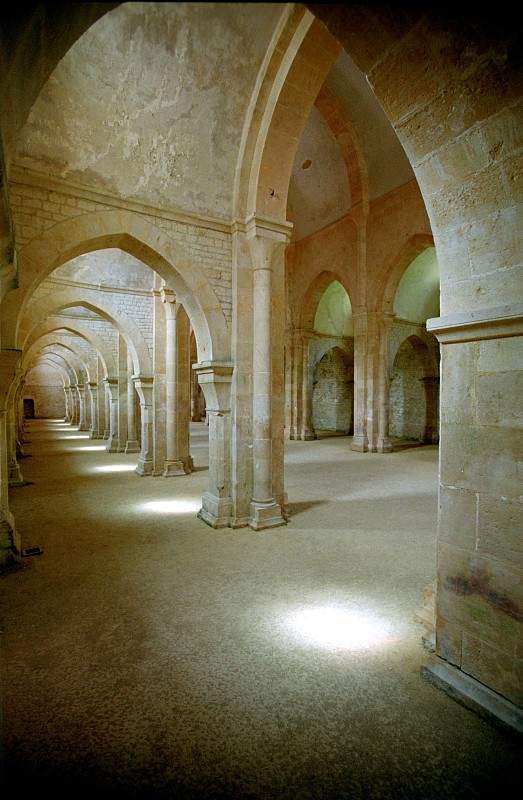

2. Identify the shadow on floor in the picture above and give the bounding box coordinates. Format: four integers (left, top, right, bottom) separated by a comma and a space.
286, 499, 328, 516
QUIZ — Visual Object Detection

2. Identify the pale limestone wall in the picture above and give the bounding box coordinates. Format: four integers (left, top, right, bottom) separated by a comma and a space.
24, 363, 64, 418
9, 181, 233, 322
312, 347, 353, 432
437, 333, 523, 705
389, 339, 426, 441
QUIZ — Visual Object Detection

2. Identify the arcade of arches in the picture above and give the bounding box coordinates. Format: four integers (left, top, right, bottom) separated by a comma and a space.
0, 3, 521, 796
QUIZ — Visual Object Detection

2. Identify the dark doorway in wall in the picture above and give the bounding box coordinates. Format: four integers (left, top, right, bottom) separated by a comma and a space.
23, 398, 35, 419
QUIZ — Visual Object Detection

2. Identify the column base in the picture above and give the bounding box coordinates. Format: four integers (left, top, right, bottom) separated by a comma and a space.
0, 510, 21, 569
135, 458, 153, 476
103, 430, 110, 440
79, 423, 89, 432
299, 430, 317, 441
163, 457, 193, 477
351, 434, 368, 452
249, 500, 287, 531
376, 438, 393, 453
105, 437, 119, 453
8, 462, 24, 486
421, 656, 523, 736
197, 492, 231, 528
125, 440, 140, 453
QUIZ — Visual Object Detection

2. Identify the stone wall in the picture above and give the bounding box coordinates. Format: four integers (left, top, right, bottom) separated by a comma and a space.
9, 177, 233, 322
312, 347, 353, 432
24, 363, 64, 418
389, 339, 426, 441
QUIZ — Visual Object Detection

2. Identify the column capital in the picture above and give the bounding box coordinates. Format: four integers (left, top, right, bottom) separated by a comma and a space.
193, 362, 233, 412
132, 375, 154, 388
232, 213, 293, 241
427, 303, 523, 344
243, 215, 291, 271
160, 287, 176, 305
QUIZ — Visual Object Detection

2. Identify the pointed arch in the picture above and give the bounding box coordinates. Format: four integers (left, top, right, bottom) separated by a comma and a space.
4, 209, 230, 362
20, 288, 151, 376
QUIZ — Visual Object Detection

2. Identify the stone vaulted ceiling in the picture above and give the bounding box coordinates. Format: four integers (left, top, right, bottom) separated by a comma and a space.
15, 2, 286, 220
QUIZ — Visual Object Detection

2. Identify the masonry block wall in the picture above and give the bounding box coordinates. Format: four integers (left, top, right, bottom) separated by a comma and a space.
389, 339, 426, 440
23, 363, 64, 418
9, 177, 233, 322
312, 347, 353, 432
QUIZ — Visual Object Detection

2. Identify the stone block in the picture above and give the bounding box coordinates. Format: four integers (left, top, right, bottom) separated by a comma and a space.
438, 485, 477, 550
478, 337, 523, 374
439, 343, 476, 424
477, 494, 523, 567
475, 371, 523, 428
437, 543, 523, 654
440, 422, 522, 497
461, 633, 522, 707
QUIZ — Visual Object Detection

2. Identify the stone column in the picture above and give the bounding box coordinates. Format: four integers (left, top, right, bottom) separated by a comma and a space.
7, 405, 23, 486
299, 330, 316, 440
152, 281, 167, 475
352, 310, 393, 453
103, 378, 119, 453
0, 349, 22, 566
346, 378, 355, 435
195, 363, 233, 528
134, 377, 154, 476
422, 376, 440, 444
247, 222, 287, 530
96, 358, 106, 439
125, 352, 139, 453
117, 335, 128, 452
63, 386, 70, 422
376, 312, 394, 453
77, 384, 88, 431
71, 385, 80, 426
351, 309, 369, 452
64, 386, 72, 423
161, 289, 193, 476
103, 381, 110, 439
88, 382, 100, 439
287, 329, 302, 440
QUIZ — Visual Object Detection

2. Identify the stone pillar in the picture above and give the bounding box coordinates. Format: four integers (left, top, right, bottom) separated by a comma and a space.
125, 353, 139, 453
117, 335, 128, 452
64, 386, 72, 423
96, 358, 106, 439
63, 386, 70, 422
195, 363, 233, 528
7, 405, 23, 486
77, 384, 88, 431
346, 378, 355, 435
88, 382, 100, 439
352, 310, 393, 453
425, 307, 523, 718
247, 223, 286, 530
103, 378, 119, 453
152, 282, 167, 475
376, 312, 394, 453
134, 377, 154, 476
287, 329, 302, 440
422, 376, 440, 444
71, 385, 80, 425
351, 309, 369, 452
299, 331, 316, 441
0, 349, 22, 566
161, 289, 193, 476
103, 381, 110, 439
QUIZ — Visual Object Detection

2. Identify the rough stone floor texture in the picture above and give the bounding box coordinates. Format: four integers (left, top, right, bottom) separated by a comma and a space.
1, 420, 521, 799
